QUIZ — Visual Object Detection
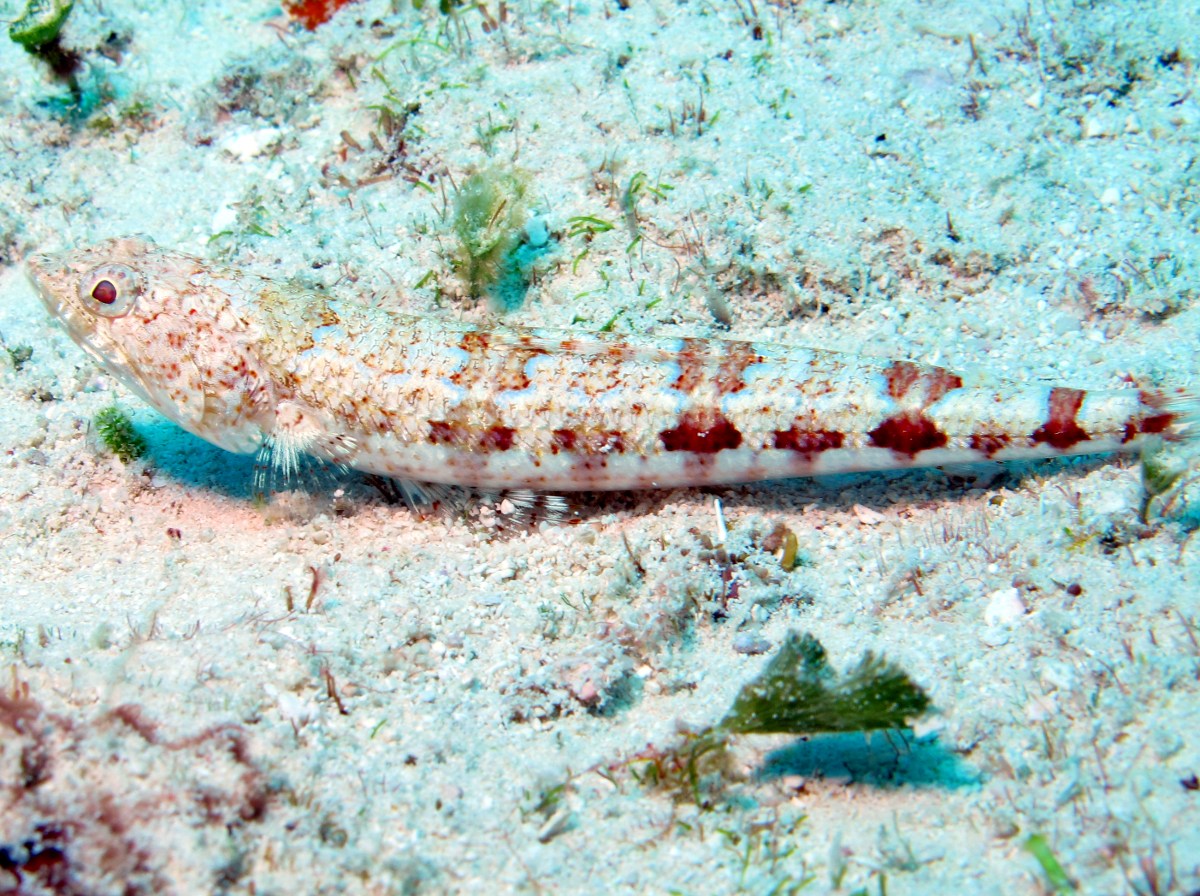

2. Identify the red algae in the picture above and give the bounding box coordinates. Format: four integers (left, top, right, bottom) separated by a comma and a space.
283, 0, 359, 30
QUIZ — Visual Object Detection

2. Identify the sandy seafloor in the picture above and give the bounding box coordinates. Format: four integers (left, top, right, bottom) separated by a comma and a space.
1, 0, 1199, 893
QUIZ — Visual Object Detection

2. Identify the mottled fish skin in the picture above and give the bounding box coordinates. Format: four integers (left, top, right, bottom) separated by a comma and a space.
26, 237, 1196, 491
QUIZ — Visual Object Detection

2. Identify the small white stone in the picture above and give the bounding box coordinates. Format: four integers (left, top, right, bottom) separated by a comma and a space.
211, 204, 237, 233
220, 126, 281, 160
277, 691, 316, 728
1081, 117, 1106, 139
1024, 89, 1043, 109
984, 587, 1025, 626
981, 627, 1010, 647
732, 632, 771, 655
1099, 186, 1120, 205
853, 504, 886, 526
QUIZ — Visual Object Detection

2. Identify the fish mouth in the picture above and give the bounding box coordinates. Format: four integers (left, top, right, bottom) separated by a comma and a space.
24, 250, 84, 337
24, 252, 59, 315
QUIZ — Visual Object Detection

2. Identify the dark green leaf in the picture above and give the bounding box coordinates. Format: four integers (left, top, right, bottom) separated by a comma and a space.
719, 632, 931, 735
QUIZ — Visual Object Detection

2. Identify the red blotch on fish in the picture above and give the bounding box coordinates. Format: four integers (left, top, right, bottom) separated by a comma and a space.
772, 427, 844, 456
969, 432, 1010, 457
869, 412, 948, 457
1031, 387, 1089, 450
480, 426, 516, 452
659, 411, 743, 453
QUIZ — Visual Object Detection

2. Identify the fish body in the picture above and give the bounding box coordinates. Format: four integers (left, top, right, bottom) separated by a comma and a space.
26, 238, 1195, 491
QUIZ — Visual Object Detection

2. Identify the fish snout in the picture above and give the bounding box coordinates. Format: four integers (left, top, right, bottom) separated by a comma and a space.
24, 251, 65, 315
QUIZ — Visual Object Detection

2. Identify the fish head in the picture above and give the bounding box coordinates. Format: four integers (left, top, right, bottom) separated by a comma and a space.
27, 237, 275, 454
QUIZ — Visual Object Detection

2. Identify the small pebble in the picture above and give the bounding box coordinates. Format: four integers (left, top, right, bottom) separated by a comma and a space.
220, 126, 282, 160
984, 587, 1025, 626
981, 627, 1010, 648
732, 632, 771, 655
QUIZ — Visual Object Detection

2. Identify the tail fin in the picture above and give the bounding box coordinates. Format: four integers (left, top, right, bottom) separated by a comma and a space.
1144, 388, 1200, 443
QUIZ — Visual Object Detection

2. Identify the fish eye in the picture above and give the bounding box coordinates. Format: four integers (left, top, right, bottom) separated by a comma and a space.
79, 264, 141, 318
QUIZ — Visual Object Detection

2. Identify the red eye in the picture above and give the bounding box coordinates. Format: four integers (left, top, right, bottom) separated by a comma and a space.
91, 280, 118, 305
80, 263, 140, 318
